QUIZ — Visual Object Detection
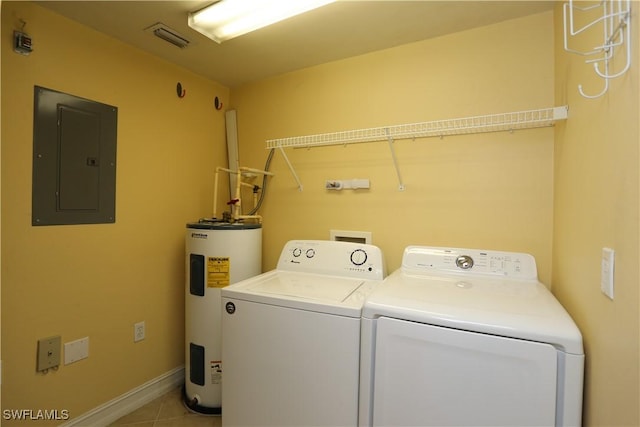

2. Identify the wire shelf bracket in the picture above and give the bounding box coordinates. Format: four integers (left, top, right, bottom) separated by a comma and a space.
563, 0, 632, 99
267, 106, 569, 191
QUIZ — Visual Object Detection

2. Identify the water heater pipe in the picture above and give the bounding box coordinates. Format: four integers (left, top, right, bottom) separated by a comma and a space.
212, 166, 273, 222
232, 167, 274, 223
213, 166, 238, 219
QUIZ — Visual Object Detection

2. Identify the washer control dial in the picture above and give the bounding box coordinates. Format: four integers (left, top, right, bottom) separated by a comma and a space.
306, 248, 316, 258
350, 249, 368, 266
292, 248, 302, 257
455, 255, 474, 270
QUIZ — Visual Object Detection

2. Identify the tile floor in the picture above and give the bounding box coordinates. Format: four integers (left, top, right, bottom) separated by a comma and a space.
109, 386, 221, 427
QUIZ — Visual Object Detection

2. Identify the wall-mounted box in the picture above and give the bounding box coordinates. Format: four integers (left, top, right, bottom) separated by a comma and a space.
32, 86, 117, 226
330, 230, 372, 244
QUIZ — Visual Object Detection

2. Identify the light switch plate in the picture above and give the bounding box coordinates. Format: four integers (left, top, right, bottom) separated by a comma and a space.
601, 247, 615, 300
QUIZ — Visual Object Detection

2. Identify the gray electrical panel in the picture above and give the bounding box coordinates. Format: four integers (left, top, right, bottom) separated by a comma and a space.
32, 86, 117, 226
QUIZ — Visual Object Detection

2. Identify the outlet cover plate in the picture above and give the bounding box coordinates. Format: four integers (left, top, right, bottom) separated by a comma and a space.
64, 337, 89, 365
37, 336, 61, 371
134, 321, 145, 342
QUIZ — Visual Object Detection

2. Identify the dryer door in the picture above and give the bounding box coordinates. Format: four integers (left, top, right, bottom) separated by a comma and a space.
372, 317, 558, 426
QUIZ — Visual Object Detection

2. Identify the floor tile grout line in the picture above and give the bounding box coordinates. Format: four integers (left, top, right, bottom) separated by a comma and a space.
153, 387, 175, 426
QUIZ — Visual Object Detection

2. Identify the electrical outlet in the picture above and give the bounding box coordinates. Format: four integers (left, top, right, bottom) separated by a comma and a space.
134, 321, 145, 342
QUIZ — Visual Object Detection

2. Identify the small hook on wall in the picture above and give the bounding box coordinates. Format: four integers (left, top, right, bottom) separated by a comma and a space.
176, 82, 186, 98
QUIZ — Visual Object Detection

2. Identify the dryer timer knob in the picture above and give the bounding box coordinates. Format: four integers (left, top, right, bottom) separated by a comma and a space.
455, 255, 474, 270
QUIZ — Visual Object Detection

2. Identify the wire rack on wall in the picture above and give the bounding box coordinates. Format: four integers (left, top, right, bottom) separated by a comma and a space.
266, 106, 569, 191
266, 107, 568, 149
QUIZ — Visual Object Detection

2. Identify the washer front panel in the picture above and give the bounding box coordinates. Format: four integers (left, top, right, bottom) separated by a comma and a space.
223, 297, 361, 426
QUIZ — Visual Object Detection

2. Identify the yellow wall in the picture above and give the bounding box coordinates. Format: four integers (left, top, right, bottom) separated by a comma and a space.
231, 12, 556, 282
1, 2, 230, 424
552, 2, 639, 425
2, 3, 638, 426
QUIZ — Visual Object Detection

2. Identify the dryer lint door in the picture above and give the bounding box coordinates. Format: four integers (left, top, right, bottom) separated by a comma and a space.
372, 317, 558, 427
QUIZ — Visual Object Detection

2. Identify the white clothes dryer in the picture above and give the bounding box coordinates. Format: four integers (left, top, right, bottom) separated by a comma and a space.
359, 246, 584, 427
221, 240, 386, 427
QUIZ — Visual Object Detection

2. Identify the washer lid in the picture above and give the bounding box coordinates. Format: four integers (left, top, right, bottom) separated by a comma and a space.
222, 271, 378, 317
363, 271, 584, 355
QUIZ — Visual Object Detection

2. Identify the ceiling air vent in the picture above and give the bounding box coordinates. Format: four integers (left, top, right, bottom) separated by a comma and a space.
146, 23, 190, 49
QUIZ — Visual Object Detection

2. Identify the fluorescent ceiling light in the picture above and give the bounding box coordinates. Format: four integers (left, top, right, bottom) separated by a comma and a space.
188, 0, 336, 43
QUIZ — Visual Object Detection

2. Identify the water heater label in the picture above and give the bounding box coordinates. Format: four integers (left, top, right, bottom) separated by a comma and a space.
207, 257, 230, 287
210, 360, 222, 385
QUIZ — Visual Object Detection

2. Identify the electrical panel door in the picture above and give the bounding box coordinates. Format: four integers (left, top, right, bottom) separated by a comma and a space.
32, 86, 117, 226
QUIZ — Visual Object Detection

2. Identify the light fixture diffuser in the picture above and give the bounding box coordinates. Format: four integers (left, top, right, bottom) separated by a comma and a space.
188, 0, 336, 43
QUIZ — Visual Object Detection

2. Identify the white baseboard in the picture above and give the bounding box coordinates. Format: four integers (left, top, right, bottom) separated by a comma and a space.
59, 365, 185, 427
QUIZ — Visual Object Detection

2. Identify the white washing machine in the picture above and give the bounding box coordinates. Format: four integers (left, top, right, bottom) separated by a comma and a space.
221, 240, 386, 427
359, 246, 584, 427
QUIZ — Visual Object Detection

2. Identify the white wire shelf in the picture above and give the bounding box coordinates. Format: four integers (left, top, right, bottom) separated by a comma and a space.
266, 106, 568, 149
266, 106, 568, 191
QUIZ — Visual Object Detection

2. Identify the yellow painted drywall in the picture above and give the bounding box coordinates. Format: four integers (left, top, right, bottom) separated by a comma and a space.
1, 2, 229, 424
553, 2, 639, 425
231, 12, 556, 283
4, 4, 635, 426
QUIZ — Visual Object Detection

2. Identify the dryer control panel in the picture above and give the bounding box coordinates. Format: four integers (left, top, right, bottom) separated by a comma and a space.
277, 240, 386, 280
401, 246, 537, 280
